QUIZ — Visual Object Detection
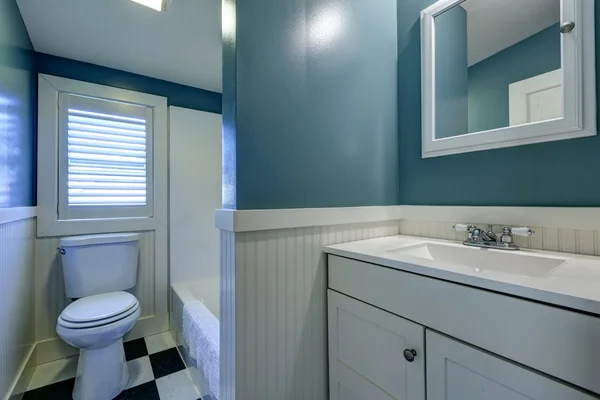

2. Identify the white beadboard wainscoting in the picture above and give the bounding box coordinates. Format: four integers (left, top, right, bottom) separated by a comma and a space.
34, 229, 169, 363
0, 216, 36, 400
218, 205, 600, 400
220, 219, 400, 400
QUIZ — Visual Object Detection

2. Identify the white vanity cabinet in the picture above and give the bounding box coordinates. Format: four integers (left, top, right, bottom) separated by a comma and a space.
426, 331, 596, 400
328, 290, 425, 400
327, 254, 600, 399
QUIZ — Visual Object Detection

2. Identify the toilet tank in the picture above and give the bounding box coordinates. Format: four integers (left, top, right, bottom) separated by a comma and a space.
59, 233, 140, 298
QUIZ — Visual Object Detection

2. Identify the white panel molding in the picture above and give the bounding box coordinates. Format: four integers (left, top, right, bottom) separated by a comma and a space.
215, 206, 405, 232
217, 206, 600, 232
0, 207, 36, 225
220, 221, 399, 400
0, 218, 35, 400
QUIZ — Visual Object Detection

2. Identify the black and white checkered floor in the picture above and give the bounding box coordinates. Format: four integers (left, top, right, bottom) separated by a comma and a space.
22, 332, 203, 400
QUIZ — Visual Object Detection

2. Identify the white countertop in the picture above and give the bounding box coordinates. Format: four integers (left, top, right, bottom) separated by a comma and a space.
325, 235, 600, 316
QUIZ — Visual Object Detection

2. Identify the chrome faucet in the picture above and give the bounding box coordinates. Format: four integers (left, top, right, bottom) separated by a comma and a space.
454, 224, 535, 251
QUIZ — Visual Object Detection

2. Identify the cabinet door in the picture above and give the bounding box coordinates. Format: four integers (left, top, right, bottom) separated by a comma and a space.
426, 330, 596, 400
328, 290, 425, 400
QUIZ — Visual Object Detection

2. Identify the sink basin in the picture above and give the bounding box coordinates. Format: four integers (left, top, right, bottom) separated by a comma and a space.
388, 243, 566, 277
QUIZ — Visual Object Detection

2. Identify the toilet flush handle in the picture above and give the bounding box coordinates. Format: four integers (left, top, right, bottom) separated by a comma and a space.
56, 247, 66, 255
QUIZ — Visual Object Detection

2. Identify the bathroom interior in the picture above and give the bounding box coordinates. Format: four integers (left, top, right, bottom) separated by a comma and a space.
2, 0, 600, 399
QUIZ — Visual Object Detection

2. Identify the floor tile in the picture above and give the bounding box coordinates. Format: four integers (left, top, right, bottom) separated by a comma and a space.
27, 356, 78, 390
149, 348, 186, 379
23, 378, 74, 400
144, 332, 176, 355
155, 369, 200, 400
124, 338, 149, 361
125, 356, 154, 389
115, 380, 160, 400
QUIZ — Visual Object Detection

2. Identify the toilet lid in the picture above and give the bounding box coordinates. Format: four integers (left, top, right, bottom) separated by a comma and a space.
61, 292, 138, 323
58, 301, 139, 329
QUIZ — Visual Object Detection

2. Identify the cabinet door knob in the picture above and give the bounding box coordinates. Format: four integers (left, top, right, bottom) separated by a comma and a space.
560, 21, 575, 33
403, 349, 417, 362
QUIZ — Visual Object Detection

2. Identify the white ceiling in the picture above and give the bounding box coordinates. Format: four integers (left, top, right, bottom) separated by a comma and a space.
17, 0, 222, 93
461, 0, 560, 66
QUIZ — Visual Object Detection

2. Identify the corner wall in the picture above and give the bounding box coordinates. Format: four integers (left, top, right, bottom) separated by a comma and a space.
223, 0, 399, 209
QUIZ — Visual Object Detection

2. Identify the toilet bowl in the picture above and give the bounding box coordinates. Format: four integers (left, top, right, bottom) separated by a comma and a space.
56, 291, 141, 400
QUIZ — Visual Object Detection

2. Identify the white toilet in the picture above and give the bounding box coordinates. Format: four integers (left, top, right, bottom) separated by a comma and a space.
55, 233, 141, 400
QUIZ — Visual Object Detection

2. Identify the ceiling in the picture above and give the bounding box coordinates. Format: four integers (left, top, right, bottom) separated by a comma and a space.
17, 0, 222, 93
461, 0, 560, 66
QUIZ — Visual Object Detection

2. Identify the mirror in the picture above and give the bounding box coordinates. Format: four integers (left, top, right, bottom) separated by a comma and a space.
421, 0, 596, 158
435, 0, 561, 139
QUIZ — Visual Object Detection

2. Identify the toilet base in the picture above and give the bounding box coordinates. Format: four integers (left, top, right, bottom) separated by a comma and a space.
72, 338, 129, 400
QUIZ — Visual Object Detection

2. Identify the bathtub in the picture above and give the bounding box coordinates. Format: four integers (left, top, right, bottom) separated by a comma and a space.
171, 277, 220, 399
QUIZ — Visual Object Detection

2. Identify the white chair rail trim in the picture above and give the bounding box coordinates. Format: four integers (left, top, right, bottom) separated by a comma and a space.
215, 206, 405, 232
216, 206, 600, 232
0, 207, 37, 225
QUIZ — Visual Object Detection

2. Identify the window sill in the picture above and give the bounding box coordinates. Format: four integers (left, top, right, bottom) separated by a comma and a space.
37, 215, 163, 238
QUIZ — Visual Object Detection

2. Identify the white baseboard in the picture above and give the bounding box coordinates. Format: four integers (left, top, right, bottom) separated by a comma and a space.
0, 207, 36, 225
125, 313, 170, 342
35, 338, 78, 365
35, 314, 170, 365
6, 345, 36, 400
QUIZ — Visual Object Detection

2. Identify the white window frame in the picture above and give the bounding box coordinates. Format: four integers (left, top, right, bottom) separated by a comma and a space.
37, 74, 168, 237
420, 0, 596, 158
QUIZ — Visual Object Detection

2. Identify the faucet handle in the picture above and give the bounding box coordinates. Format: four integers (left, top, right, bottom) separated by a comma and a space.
454, 223, 476, 232
500, 226, 535, 243
511, 227, 535, 237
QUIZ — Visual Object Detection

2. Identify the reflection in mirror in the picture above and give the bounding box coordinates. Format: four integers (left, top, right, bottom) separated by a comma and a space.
434, 0, 561, 139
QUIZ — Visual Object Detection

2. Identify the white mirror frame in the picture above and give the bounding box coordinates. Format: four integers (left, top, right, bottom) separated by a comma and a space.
421, 0, 596, 158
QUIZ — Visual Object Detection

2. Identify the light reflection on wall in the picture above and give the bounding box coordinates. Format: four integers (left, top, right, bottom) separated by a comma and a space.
287, 3, 346, 62
308, 6, 344, 48
0, 62, 34, 208
0, 96, 20, 207
0, 0, 36, 208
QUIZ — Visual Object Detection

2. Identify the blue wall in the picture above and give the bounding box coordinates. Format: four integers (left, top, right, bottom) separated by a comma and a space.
0, 0, 36, 207
468, 24, 560, 133
398, 0, 600, 206
223, 0, 399, 209
435, 5, 468, 139
36, 53, 222, 115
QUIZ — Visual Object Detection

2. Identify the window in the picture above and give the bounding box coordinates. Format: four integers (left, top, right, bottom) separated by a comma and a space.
37, 74, 167, 236
58, 94, 153, 219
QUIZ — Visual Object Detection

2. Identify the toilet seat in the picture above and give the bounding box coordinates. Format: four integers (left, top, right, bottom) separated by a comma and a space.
58, 291, 140, 329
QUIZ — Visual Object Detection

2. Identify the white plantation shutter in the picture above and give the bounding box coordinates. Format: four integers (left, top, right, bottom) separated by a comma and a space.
58, 94, 154, 219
